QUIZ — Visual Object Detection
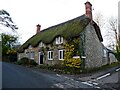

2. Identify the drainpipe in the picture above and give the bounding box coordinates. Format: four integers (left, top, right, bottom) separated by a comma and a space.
79, 32, 86, 71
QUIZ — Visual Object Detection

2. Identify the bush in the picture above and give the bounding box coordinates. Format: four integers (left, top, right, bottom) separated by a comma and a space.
29, 60, 38, 66
17, 57, 29, 65
114, 53, 120, 61
52, 64, 64, 70
20, 57, 29, 65
38, 64, 48, 69
17, 57, 38, 66
17, 60, 22, 65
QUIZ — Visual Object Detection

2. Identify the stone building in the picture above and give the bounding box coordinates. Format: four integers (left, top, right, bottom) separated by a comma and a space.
17, 1, 116, 69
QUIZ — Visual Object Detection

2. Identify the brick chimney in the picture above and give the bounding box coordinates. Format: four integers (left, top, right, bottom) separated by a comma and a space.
36, 24, 41, 33
85, 1, 92, 21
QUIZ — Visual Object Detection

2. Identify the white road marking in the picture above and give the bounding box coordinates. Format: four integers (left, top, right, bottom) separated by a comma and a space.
82, 82, 93, 87
116, 68, 120, 72
64, 83, 75, 87
92, 82, 98, 85
64, 76, 69, 79
76, 81, 79, 83
56, 74, 61, 77
82, 82, 100, 89
54, 83, 64, 88
70, 78, 74, 81
88, 81, 98, 85
96, 73, 110, 80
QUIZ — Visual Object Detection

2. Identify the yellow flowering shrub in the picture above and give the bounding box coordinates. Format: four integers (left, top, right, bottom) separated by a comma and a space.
64, 38, 81, 69
6, 49, 17, 54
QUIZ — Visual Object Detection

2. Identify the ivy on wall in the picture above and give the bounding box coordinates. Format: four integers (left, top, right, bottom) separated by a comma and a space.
64, 38, 81, 69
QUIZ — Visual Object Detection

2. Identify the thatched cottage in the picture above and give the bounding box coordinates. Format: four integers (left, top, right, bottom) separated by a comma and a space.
17, 1, 116, 68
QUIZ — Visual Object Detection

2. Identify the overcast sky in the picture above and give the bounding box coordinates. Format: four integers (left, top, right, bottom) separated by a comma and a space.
0, 0, 119, 44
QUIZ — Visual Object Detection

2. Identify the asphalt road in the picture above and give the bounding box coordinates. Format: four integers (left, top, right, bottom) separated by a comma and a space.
97, 70, 120, 89
2, 62, 57, 88
2, 62, 94, 89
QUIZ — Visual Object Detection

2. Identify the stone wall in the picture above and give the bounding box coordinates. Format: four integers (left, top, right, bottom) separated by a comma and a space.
109, 53, 117, 64
84, 23, 104, 68
44, 39, 65, 65
18, 38, 65, 66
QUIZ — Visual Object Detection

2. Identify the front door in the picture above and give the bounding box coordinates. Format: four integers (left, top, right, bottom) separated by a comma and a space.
39, 52, 43, 65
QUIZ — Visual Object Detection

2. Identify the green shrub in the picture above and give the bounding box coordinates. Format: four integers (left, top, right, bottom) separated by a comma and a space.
114, 53, 120, 61
17, 57, 29, 65
17, 60, 22, 65
38, 64, 47, 69
29, 60, 38, 66
52, 64, 64, 70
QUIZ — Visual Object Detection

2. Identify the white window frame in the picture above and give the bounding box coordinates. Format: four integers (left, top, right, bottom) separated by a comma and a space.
58, 50, 64, 60
39, 42, 45, 47
48, 51, 53, 60
31, 51, 35, 59
18, 54, 21, 60
26, 52, 29, 58
28, 45, 32, 49
56, 37, 63, 44
103, 49, 107, 57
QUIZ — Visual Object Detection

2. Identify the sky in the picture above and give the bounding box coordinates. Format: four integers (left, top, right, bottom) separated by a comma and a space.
0, 0, 119, 45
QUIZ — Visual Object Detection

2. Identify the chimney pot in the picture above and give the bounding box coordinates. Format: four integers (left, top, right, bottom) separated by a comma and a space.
85, 1, 93, 22
36, 24, 41, 33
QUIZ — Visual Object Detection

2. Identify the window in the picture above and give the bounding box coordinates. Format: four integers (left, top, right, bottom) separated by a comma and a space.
39, 42, 45, 47
28, 45, 32, 49
26, 52, 30, 58
103, 49, 107, 57
56, 37, 63, 44
31, 51, 35, 59
26, 52, 35, 59
59, 50, 64, 60
18, 54, 21, 60
48, 51, 53, 60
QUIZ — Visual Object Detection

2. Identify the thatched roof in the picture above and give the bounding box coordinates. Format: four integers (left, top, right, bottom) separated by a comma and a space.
18, 15, 103, 53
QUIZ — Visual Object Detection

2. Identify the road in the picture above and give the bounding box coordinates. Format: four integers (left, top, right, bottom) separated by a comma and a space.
76, 65, 120, 90
96, 70, 120, 89
2, 62, 94, 89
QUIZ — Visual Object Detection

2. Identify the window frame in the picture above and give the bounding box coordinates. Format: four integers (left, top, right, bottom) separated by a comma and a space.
56, 37, 63, 44
18, 54, 21, 60
39, 41, 45, 47
103, 49, 107, 57
28, 45, 32, 49
30, 51, 35, 59
58, 50, 64, 60
48, 51, 53, 60
26, 52, 30, 58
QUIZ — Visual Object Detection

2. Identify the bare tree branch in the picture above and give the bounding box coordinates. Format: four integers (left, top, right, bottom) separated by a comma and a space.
94, 12, 105, 29
108, 17, 118, 47
0, 10, 18, 32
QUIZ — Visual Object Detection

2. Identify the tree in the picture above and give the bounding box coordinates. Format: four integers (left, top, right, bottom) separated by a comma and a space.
0, 10, 19, 62
2, 33, 19, 62
107, 17, 120, 61
94, 12, 105, 29
106, 17, 118, 50
0, 10, 18, 32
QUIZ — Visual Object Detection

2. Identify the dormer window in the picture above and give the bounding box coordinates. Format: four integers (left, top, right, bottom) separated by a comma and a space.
39, 42, 45, 47
28, 45, 32, 49
56, 36, 63, 44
